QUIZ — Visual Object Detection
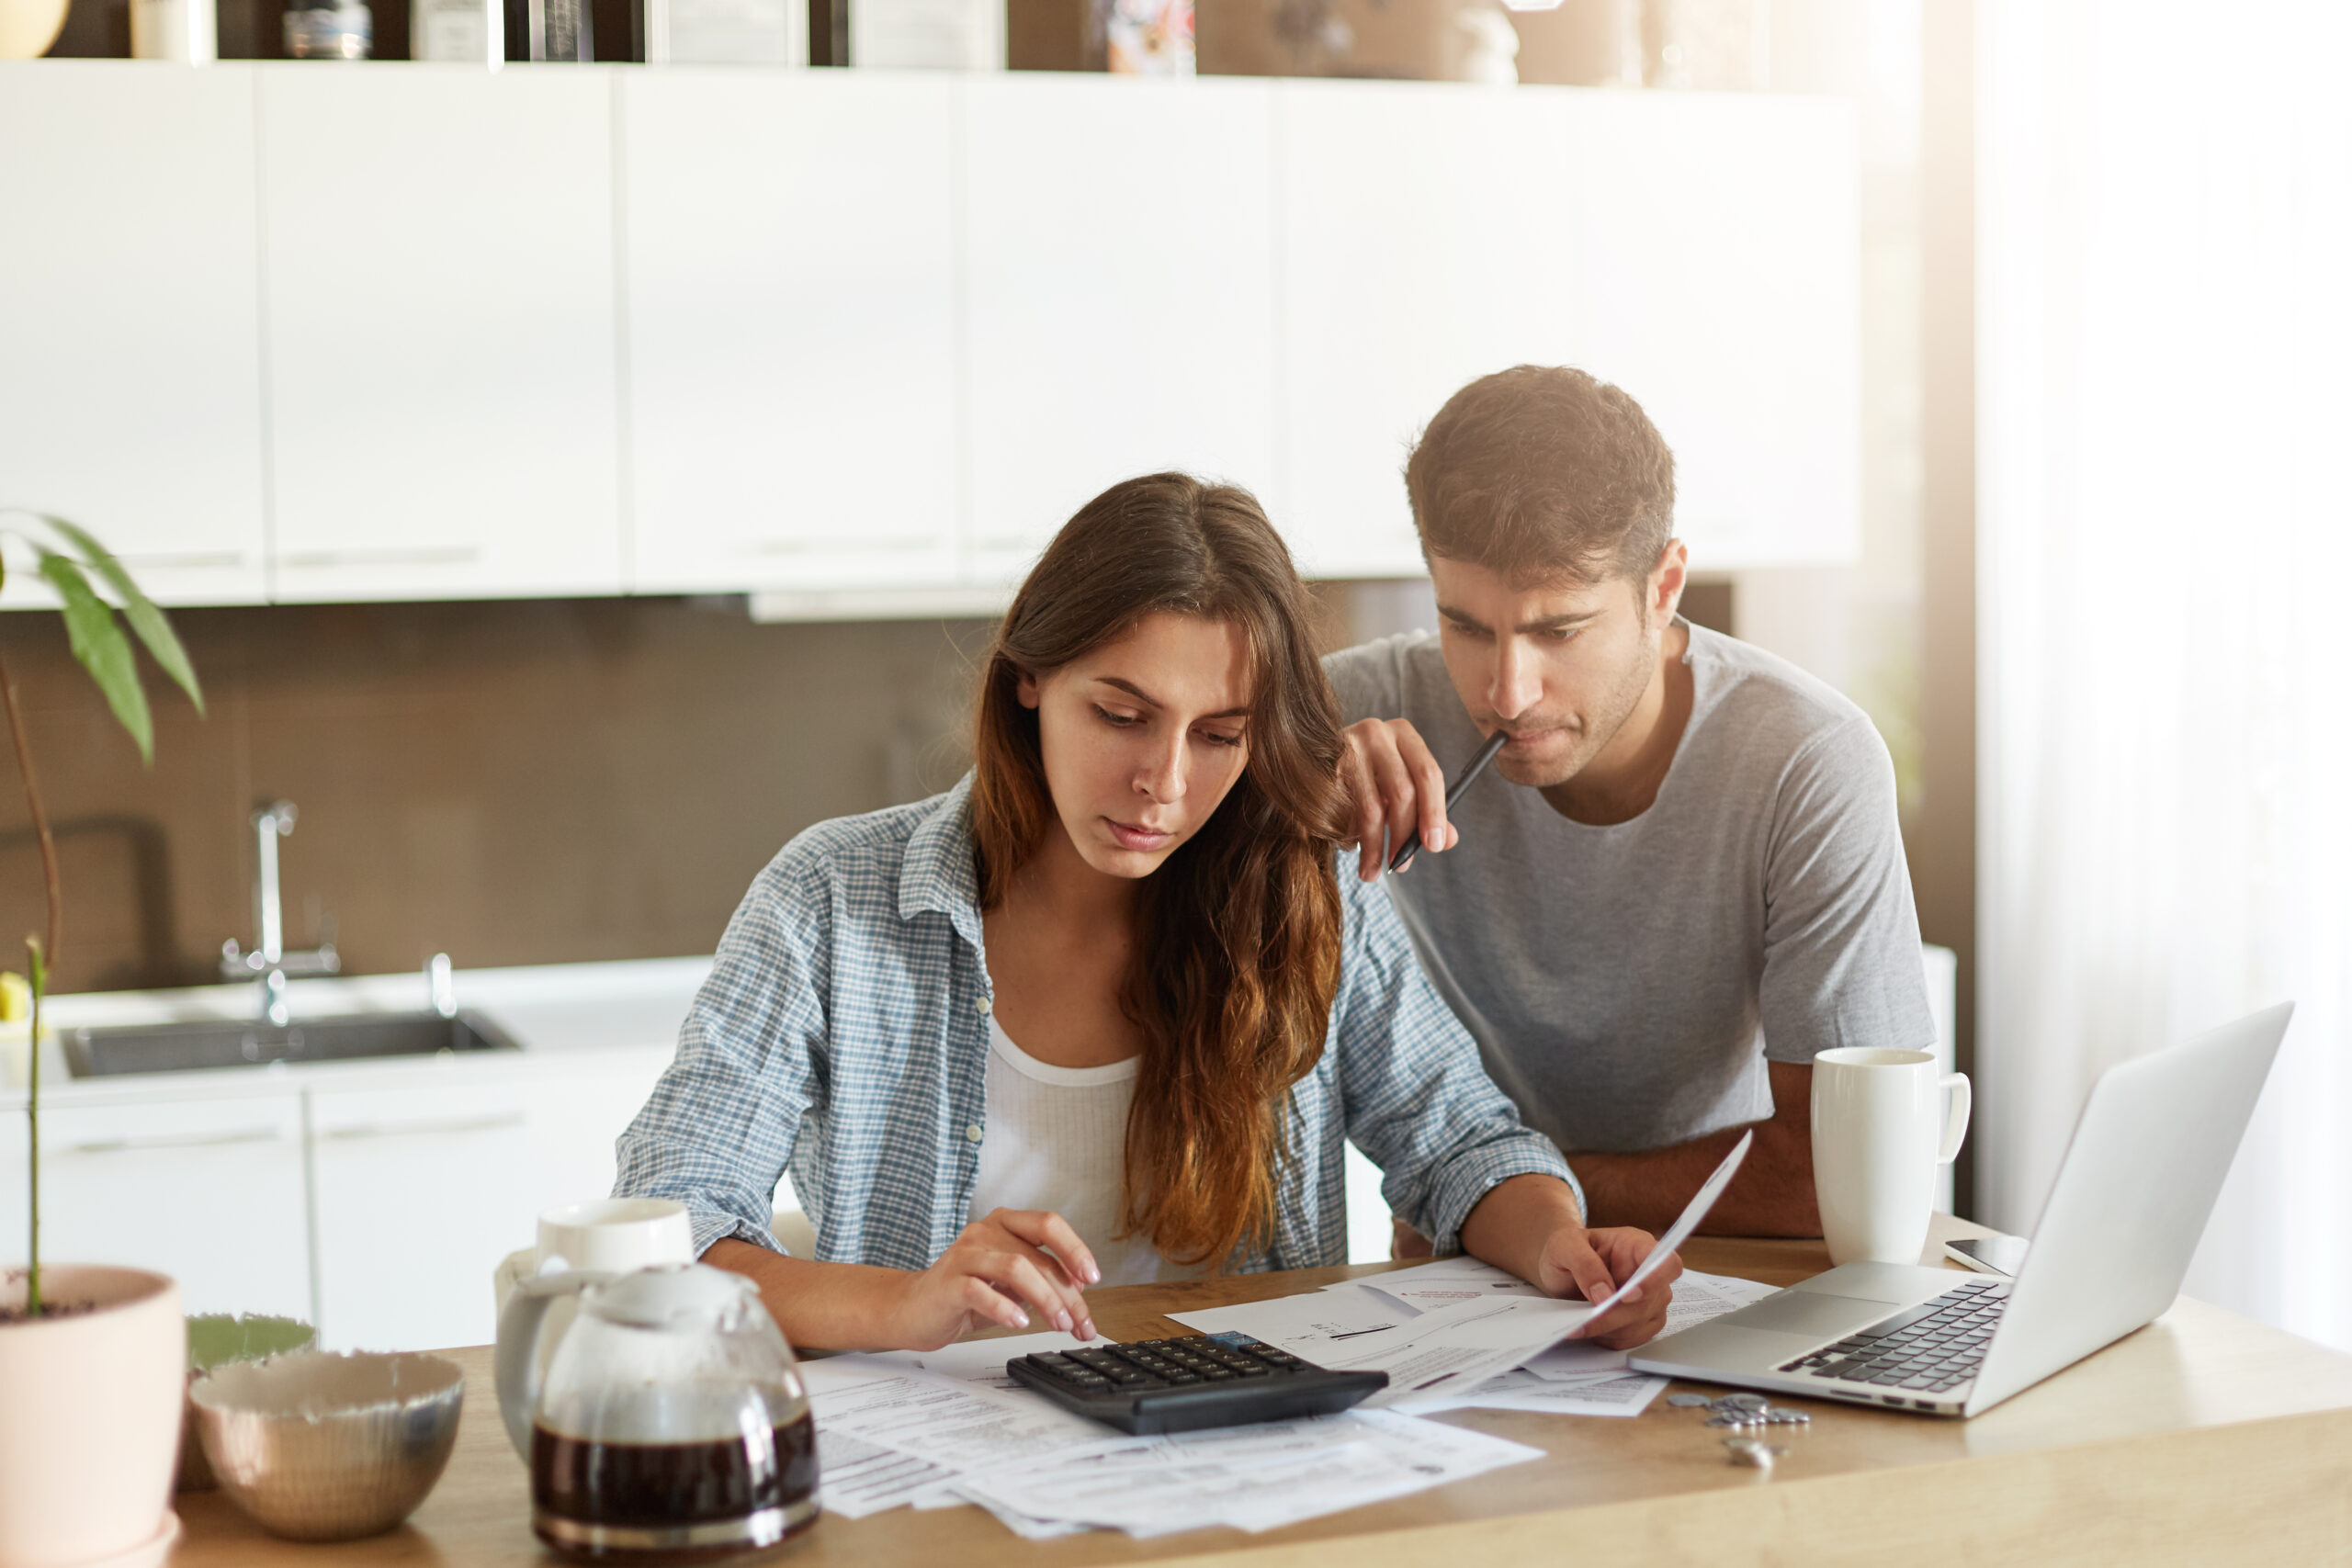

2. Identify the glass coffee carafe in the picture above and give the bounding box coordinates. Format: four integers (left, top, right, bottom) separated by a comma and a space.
495, 1263, 818, 1561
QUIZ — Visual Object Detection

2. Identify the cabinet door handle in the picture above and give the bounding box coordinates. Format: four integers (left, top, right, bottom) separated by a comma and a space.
117, 551, 246, 571
279, 547, 481, 569
56, 1126, 286, 1156
320, 1111, 526, 1142
737, 536, 935, 556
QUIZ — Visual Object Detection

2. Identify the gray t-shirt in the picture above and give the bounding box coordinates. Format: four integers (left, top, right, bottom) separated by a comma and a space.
1325, 624, 1934, 1155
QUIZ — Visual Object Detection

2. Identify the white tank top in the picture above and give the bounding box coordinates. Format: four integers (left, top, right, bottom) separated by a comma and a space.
966, 1018, 1195, 1287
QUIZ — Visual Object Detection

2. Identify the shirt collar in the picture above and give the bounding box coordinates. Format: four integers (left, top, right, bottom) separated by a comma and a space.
898, 772, 988, 951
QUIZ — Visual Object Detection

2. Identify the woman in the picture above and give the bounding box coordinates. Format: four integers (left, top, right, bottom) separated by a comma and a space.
616, 474, 1679, 1352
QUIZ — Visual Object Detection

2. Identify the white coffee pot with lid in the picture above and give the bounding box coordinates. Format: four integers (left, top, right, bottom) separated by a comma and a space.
495, 1263, 818, 1559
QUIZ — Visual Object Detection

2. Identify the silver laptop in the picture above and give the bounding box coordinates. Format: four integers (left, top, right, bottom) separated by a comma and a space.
1629, 1002, 2292, 1417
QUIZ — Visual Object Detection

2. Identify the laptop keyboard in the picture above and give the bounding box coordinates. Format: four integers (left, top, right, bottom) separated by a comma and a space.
1776, 1278, 2011, 1394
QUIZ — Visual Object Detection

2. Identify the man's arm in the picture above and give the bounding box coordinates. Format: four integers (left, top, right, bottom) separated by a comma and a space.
1568, 1061, 1820, 1236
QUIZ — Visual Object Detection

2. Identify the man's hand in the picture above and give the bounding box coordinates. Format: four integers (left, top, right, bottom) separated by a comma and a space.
1541, 1224, 1681, 1349
1339, 716, 1456, 881
888, 1209, 1102, 1351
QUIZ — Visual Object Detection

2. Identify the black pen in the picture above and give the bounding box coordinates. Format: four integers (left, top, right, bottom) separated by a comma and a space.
1387, 730, 1508, 874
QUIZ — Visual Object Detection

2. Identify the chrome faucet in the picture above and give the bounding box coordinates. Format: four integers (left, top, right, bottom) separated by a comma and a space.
426, 952, 456, 1020
220, 800, 341, 1026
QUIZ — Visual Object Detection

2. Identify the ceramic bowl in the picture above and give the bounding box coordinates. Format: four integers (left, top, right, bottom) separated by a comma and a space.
178, 1313, 318, 1492
190, 1349, 464, 1540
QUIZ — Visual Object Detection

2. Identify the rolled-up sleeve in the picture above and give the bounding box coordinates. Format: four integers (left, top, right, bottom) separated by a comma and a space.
614, 848, 831, 1259
1330, 872, 1582, 1253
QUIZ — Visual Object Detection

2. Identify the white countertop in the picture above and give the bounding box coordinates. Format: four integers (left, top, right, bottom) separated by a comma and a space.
0, 955, 711, 1108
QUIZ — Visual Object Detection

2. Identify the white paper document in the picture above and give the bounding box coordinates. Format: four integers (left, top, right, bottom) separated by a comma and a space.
805, 1342, 1544, 1539
801, 1355, 1110, 1474
955, 1409, 1541, 1536
813, 1426, 959, 1517
1173, 1121, 1763, 1410
1515, 1269, 1781, 1381
1337, 1253, 1545, 1313
1399, 1368, 1669, 1418
1174, 1283, 1600, 1405
913, 1329, 1093, 1393
1584, 1129, 1754, 1317
1171, 1280, 1424, 1356
802, 1228, 1779, 1540
1385, 1269, 1777, 1417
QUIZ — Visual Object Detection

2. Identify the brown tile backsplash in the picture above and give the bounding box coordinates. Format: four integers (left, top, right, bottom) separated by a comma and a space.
0, 598, 993, 995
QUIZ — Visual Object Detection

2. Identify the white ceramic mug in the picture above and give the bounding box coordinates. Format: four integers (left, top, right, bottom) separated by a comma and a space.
537, 1198, 694, 1275
493, 1198, 695, 1322
1812, 1048, 1971, 1267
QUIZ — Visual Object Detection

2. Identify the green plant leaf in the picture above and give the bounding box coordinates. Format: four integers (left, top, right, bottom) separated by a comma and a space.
40, 515, 204, 716
37, 549, 153, 765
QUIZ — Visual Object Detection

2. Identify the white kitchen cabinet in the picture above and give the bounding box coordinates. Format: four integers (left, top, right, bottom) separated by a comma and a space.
305, 1049, 668, 1352
515, 1047, 671, 1221
257, 65, 624, 604
623, 71, 961, 594
0, 1090, 311, 1320
308, 1077, 532, 1350
962, 75, 1280, 583
1568, 93, 1860, 569
1275, 81, 1580, 580
0, 63, 269, 607
6, 65, 1860, 606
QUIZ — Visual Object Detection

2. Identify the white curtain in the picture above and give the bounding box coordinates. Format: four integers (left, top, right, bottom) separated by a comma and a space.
1978, 2, 2352, 1347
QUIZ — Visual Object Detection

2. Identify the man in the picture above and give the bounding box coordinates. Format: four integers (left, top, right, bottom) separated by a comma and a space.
1327, 365, 1934, 1237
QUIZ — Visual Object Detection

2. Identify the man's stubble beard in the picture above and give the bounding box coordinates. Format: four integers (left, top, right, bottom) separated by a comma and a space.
1511, 615, 1663, 792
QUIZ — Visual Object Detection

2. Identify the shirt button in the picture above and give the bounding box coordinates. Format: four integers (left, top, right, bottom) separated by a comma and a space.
966, 1122, 985, 1144
975, 997, 991, 1016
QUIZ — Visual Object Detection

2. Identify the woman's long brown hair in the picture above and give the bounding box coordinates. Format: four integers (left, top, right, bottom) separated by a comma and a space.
969, 473, 1350, 1270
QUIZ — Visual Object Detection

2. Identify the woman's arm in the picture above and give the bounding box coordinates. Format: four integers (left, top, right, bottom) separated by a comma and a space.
615, 837, 1104, 1351
613, 866, 831, 1261
1329, 872, 1681, 1348
707, 1209, 1102, 1353
1456, 1173, 1680, 1350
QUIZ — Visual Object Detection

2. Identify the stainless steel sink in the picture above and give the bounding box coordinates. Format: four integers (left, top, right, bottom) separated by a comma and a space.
63, 1010, 522, 1078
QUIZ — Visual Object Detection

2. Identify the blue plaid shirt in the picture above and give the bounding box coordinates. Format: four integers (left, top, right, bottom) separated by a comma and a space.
615, 774, 1580, 1275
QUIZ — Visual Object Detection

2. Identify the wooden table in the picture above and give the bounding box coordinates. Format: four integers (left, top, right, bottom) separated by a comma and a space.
172, 1218, 2352, 1565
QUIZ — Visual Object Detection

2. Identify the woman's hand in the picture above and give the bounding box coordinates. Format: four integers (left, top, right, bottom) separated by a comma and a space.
1538, 1224, 1681, 1350
888, 1208, 1102, 1352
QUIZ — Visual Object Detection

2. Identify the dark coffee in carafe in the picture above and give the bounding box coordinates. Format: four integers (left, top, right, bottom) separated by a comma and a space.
531, 1409, 820, 1562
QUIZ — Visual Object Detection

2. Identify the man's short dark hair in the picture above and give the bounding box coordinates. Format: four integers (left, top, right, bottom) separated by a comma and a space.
1404, 366, 1676, 588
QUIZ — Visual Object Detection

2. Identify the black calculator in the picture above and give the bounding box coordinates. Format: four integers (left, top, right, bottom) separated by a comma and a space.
1004, 1333, 1388, 1435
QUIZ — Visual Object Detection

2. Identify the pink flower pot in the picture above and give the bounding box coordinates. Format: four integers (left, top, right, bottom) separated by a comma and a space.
0, 1267, 183, 1568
